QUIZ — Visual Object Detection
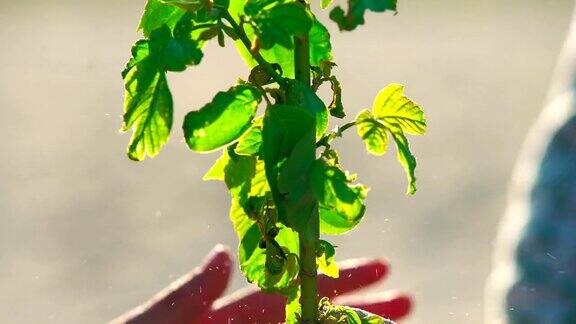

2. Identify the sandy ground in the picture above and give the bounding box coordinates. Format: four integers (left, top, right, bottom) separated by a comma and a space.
0, 0, 573, 323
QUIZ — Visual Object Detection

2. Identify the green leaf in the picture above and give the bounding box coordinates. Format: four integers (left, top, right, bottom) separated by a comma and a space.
163, 38, 203, 71
321, 0, 333, 9
372, 83, 426, 135
260, 18, 331, 78
203, 148, 255, 195
248, 63, 283, 86
355, 109, 387, 155
202, 151, 229, 181
238, 223, 300, 291
310, 160, 369, 235
230, 198, 255, 238
235, 125, 263, 156
249, 158, 271, 197
317, 240, 339, 278
390, 131, 417, 195
310, 19, 333, 66
238, 224, 265, 280
224, 152, 256, 200
261, 105, 315, 188
122, 40, 150, 78
262, 105, 316, 229
220, 154, 299, 294
286, 80, 329, 138
148, 25, 203, 72
139, 0, 186, 37
203, 149, 269, 201
252, 3, 313, 50
268, 3, 312, 37
122, 48, 173, 161
231, 0, 331, 79
122, 23, 203, 160
278, 129, 316, 195
160, 0, 209, 11
224, 157, 268, 240
319, 298, 395, 323
285, 287, 301, 323
340, 306, 395, 324
330, 0, 397, 31
243, 0, 279, 15
356, 84, 426, 194
328, 76, 345, 118
278, 128, 317, 232
122, 23, 204, 161
139, 1, 226, 44
183, 85, 262, 152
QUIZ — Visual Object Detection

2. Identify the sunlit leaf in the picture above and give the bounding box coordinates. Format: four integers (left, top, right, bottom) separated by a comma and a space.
122, 15, 208, 161
230, 198, 255, 238
122, 47, 173, 161
139, 0, 186, 36
285, 287, 301, 323
249, 158, 271, 197
310, 20, 333, 65
355, 109, 387, 155
220, 154, 299, 294
235, 125, 263, 156
356, 84, 426, 194
238, 223, 300, 291
203, 149, 269, 203
243, 0, 280, 15
372, 83, 426, 135
390, 131, 417, 195
224, 153, 256, 200
226, 158, 269, 241
229, 0, 331, 80
310, 160, 369, 235
317, 240, 339, 278
183, 85, 261, 152
202, 150, 229, 181
319, 298, 395, 323
320, 0, 333, 9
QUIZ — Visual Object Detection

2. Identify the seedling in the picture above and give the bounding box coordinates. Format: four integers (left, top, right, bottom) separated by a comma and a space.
120, 0, 427, 322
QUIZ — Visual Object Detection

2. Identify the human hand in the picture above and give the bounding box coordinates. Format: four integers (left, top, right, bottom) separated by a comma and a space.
111, 245, 412, 323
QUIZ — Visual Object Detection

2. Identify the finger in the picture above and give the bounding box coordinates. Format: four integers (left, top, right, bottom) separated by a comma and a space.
318, 258, 389, 298
335, 292, 412, 321
200, 286, 286, 323
202, 288, 412, 323
110, 245, 233, 324
201, 258, 391, 323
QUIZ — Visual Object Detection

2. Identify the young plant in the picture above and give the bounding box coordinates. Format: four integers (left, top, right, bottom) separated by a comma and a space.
120, 0, 427, 322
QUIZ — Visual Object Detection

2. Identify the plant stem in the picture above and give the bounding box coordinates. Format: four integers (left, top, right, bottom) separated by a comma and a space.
316, 121, 357, 149
338, 121, 356, 134
221, 11, 286, 87
294, 34, 311, 89
298, 211, 319, 323
294, 19, 319, 323
189, 23, 217, 31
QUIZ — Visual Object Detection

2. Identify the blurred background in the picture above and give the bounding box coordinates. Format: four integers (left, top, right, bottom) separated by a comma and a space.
0, 0, 573, 323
